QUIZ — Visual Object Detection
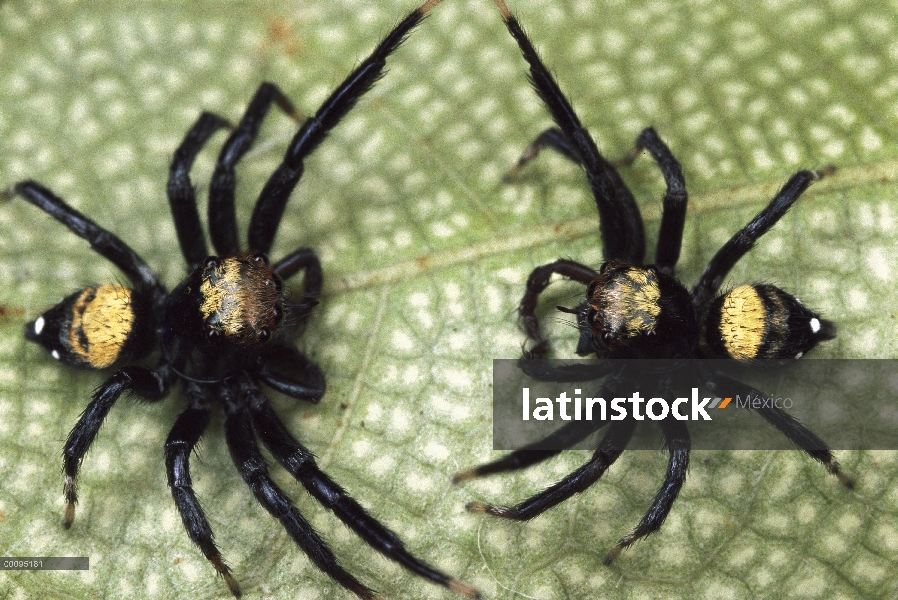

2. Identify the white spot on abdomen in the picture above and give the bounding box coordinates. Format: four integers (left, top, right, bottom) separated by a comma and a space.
34, 316, 45, 335
810, 318, 821, 333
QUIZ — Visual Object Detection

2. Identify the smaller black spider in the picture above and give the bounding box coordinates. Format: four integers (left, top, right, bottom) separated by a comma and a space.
5, 1, 479, 598
455, 0, 853, 566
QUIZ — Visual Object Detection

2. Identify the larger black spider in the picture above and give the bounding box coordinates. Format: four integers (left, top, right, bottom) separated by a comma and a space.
3, 1, 480, 598
454, 0, 854, 565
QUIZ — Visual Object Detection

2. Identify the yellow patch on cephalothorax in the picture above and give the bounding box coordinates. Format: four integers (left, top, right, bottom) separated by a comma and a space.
719, 285, 766, 360
200, 255, 281, 344
68, 285, 135, 368
200, 258, 244, 337
600, 267, 661, 335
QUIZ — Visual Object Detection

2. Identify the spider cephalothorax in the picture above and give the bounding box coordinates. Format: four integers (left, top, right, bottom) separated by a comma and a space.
582, 261, 698, 359
5, 1, 480, 598
162, 252, 287, 380
455, 0, 852, 569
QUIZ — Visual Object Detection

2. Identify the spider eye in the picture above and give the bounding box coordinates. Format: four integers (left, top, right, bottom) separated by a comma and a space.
258, 327, 271, 344
251, 252, 269, 267
264, 273, 284, 291
203, 256, 220, 270
272, 303, 284, 325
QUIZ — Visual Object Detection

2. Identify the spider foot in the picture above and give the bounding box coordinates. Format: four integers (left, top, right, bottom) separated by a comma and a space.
501, 128, 573, 182
452, 468, 478, 484
0, 184, 15, 202
521, 339, 550, 360
828, 458, 855, 489
613, 144, 643, 168
503, 148, 537, 182
448, 578, 482, 599
209, 556, 242, 598
602, 535, 635, 565
63, 475, 76, 529
812, 165, 837, 180
420, 0, 445, 12
465, 501, 520, 520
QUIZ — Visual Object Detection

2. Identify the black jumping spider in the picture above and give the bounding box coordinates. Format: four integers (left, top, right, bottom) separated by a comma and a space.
4, 1, 479, 598
455, 0, 853, 565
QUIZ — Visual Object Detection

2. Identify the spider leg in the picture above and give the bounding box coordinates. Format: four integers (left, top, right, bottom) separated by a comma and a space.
492, 0, 645, 263
703, 371, 854, 487
519, 259, 597, 358
220, 386, 376, 600
617, 128, 687, 275
518, 357, 612, 382
239, 377, 481, 599
273, 247, 323, 328
164, 381, 241, 597
466, 416, 635, 521
604, 418, 690, 564
247, 0, 445, 255
168, 111, 232, 271
454, 414, 609, 483
503, 127, 581, 181
209, 83, 303, 256
255, 345, 325, 403
62, 362, 174, 527
3, 181, 165, 306
691, 167, 833, 309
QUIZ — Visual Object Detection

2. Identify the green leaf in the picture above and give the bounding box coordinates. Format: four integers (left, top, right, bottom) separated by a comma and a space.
1, 0, 896, 599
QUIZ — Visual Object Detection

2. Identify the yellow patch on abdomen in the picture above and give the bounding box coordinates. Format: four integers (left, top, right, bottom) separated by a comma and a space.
719, 285, 766, 360
68, 285, 135, 368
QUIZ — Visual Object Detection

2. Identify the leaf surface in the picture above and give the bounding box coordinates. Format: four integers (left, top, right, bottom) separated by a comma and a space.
0, 1, 896, 599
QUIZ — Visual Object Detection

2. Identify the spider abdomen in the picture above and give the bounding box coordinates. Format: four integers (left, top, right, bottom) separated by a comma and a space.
25, 284, 154, 369
704, 283, 836, 362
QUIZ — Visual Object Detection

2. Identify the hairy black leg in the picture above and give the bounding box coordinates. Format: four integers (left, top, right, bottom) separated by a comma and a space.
248, 0, 445, 254
616, 128, 687, 275
168, 112, 232, 271
165, 381, 241, 597
208, 83, 302, 256
503, 127, 581, 181
220, 385, 375, 600
274, 247, 323, 292
492, 0, 645, 263
691, 167, 833, 309
703, 371, 854, 488
518, 358, 613, 382
62, 363, 173, 527
239, 378, 481, 599
604, 418, 690, 564
519, 259, 597, 358
467, 417, 635, 521
3, 181, 165, 306
255, 345, 325, 403
273, 248, 323, 327
454, 404, 611, 483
